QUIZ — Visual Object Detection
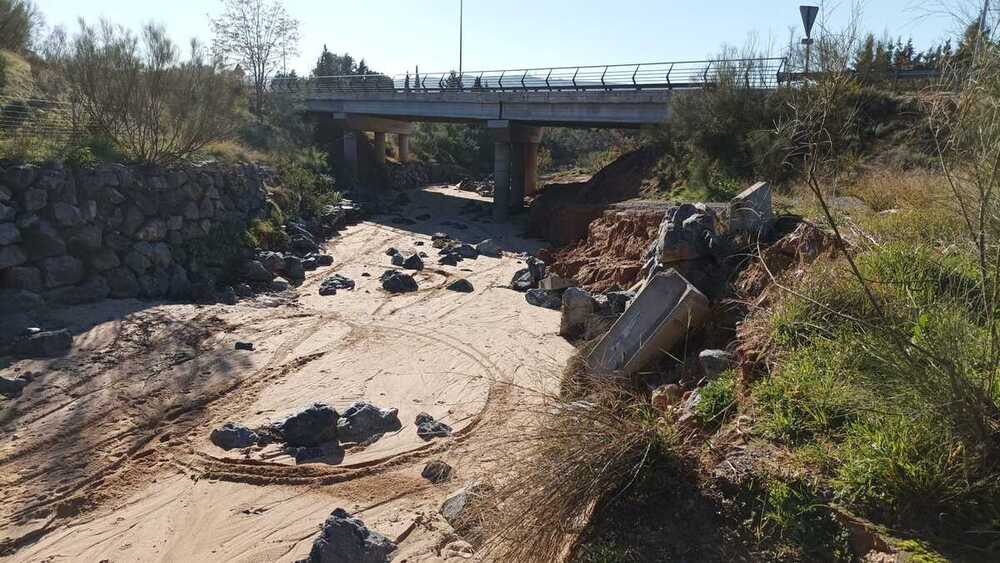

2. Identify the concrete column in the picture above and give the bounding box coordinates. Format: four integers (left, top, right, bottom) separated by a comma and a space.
493, 141, 511, 222
343, 130, 359, 179
509, 142, 525, 212
374, 132, 386, 165
398, 134, 411, 162
524, 142, 540, 197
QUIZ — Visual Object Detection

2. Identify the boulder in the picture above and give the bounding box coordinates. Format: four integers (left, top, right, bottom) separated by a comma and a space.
107, 267, 140, 298
316, 254, 334, 267
0, 203, 14, 222
280, 403, 339, 447
400, 252, 424, 271
319, 274, 355, 296
66, 225, 103, 255
3, 266, 42, 292
210, 422, 259, 450
240, 260, 274, 283
302, 257, 319, 271
390, 252, 405, 267
525, 288, 562, 310
0, 244, 26, 270
235, 283, 254, 298
41, 256, 84, 288
422, 460, 453, 483
698, 349, 734, 379
526, 257, 546, 283
22, 221, 66, 258
446, 279, 474, 293
306, 508, 397, 563
219, 286, 238, 305
438, 252, 462, 266
440, 482, 494, 535
510, 268, 534, 292
0, 376, 28, 398
336, 402, 402, 444
258, 251, 285, 273
475, 239, 501, 257
415, 412, 453, 440
0, 222, 20, 245
380, 270, 418, 293
22, 188, 47, 212
457, 243, 478, 259
606, 291, 635, 316
14, 329, 72, 358
51, 202, 83, 227
283, 256, 306, 281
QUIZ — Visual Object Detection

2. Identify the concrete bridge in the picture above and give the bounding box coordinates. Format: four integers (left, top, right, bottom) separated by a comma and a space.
276, 59, 787, 220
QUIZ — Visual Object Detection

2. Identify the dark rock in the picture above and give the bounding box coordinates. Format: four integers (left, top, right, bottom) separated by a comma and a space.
259, 251, 285, 273
415, 412, 452, 440
136, 219, 168, 242
210, 422, 259, 450
390, 252, 405, 267
0, 203, 14, 222
235, 341, 254, 351
525, 288, 562, 310
400, 252, 424, 270
438, 253, 461, 266
293, 446, 327, 464
606, 291, 635, 316
107, 268, 140, 298
0, 222, 19, 245
475, 239, 501, 257
560, 287, 597, 338
240, 260, 274, 283
0, 376, 28, 398
391, 216, 415, 225
306, 508, 397, 563
447, 279, 474, 293
270, 279, 290, 292
384, 247, 398, 256
336, 402, 402, 443
51, 202, 83, 227
22, 221, 66, 258
22, 188, 47, 212
302, 257, 319, 271
440, 482, 494, 533
415, 213, 432, 221
3, 266, 42, 292
235, 283, 254, 298
0, 244, 26, 269
316, 255, 334, 267
220, 286, 238, 305
66, 225, 103, 255
0, 289, 45, 315
380, 270, 418, 293
283, 256, 305, 281
45, 277, 110, 305
422, 460, 453, 483
510, 268, 534, 292
14, 329, 72, 358
526, 256, 546, 283
41, 256, 84, 288
319, 274, 355, 296
280, 403, 339, 447
456, 244, 478, 259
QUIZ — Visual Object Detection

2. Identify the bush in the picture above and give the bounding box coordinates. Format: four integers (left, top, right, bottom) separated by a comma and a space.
63, 20, 245, 164
692, 370, 738, 431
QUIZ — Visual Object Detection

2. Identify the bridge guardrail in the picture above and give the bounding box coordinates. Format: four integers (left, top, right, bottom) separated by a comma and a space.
272, 58, 790, 95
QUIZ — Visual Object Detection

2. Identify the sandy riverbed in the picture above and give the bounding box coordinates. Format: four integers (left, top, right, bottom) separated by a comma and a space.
0, 185, 574, 562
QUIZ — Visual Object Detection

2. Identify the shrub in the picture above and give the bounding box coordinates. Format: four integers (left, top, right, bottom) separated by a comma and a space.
63, 20, 245, 165
693, 370, 738, 431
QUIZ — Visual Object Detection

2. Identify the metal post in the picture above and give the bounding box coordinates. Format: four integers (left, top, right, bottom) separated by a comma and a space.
459, 0, 464, 79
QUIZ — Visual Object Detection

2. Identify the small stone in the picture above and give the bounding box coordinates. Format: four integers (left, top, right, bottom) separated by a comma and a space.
316, 255, 334, 267
380, 270, 418, 293
447, 279, 474, 293
538, 275, 574, 291
210, 422, 259, 450
699, 349, 734, 379
384, 247, 398, 256
401, 252, 424, 270
475, 239, 501, 257
421, 460, 453, 483
415, 412, 452, 440
235, 341, 254, 351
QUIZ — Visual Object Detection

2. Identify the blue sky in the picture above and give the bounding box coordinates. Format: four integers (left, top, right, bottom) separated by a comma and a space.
36, 0, 961, 75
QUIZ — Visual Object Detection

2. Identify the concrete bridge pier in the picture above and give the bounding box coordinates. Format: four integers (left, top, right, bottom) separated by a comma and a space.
398, 134, 411, 162
489, 121, 544, 219
374, 132, 387, 164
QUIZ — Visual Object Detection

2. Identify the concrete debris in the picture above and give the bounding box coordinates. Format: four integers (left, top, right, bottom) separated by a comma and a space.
421, 460, 453, 483
210, 422, 259, 450
336, 402, 402, 444
587, 270, 709, 375
729, 181, 772, 235
306, 508, 397, 563
559, 287, 597, 338
538, 274, 574, 291
380, 270, 418, 293
280, 403, 339, 447
415, 412, 453, 440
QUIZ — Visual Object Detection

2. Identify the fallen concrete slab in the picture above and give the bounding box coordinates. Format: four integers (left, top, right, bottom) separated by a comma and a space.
729, 181, 772, 235
586, 269, 709, 375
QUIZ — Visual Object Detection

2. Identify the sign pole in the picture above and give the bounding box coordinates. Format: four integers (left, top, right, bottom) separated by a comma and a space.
800, 6, 819, 77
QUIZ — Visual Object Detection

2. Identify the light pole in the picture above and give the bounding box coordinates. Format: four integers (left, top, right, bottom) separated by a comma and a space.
459, 0, 464, 80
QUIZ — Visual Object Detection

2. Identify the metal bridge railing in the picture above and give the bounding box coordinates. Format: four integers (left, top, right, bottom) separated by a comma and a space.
272, 58, 790, 95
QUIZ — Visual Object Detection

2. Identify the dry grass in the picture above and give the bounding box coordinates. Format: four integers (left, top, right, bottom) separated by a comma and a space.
476, 373, 676, 563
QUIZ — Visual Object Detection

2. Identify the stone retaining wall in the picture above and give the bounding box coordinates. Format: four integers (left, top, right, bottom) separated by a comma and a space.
0, 161, 268, 311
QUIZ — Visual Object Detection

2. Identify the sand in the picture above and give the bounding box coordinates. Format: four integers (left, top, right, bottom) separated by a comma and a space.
0, 185, 575, 562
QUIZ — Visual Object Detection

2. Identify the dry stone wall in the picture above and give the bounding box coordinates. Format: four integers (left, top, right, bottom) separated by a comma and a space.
0, 161, 268, 311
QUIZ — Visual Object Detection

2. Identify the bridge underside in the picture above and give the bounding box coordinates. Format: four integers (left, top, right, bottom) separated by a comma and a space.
307, 90, 673, 221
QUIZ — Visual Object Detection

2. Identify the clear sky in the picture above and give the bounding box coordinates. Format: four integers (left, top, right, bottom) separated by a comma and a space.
36, 0, 963, 75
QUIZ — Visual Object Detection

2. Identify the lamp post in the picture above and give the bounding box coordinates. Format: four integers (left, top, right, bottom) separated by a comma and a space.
459, 0, 464, 80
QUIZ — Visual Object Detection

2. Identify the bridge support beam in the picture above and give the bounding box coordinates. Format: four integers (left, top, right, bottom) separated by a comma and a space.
343, 130, 359, 179
398, 133, 411, 162
489, 121, 544, 220
374, 132, 387, 165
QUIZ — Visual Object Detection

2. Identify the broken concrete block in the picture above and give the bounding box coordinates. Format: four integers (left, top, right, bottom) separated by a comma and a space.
655, 204, 717, 265
586, 270, 709, 375
729, 181, 772, 235
539, 275, 574, 291
560, 287, 597, 338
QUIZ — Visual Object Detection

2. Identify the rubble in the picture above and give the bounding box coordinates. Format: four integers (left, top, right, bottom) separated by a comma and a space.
587, 270, 709, 375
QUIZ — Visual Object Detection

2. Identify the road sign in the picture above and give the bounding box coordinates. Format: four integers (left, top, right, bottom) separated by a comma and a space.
800, 5, 819, 38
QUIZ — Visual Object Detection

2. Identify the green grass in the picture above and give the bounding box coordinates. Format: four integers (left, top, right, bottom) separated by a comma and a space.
692, 370, 738, 431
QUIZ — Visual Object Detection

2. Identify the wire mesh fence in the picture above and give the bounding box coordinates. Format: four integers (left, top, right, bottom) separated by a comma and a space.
0, 96, 81, 145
